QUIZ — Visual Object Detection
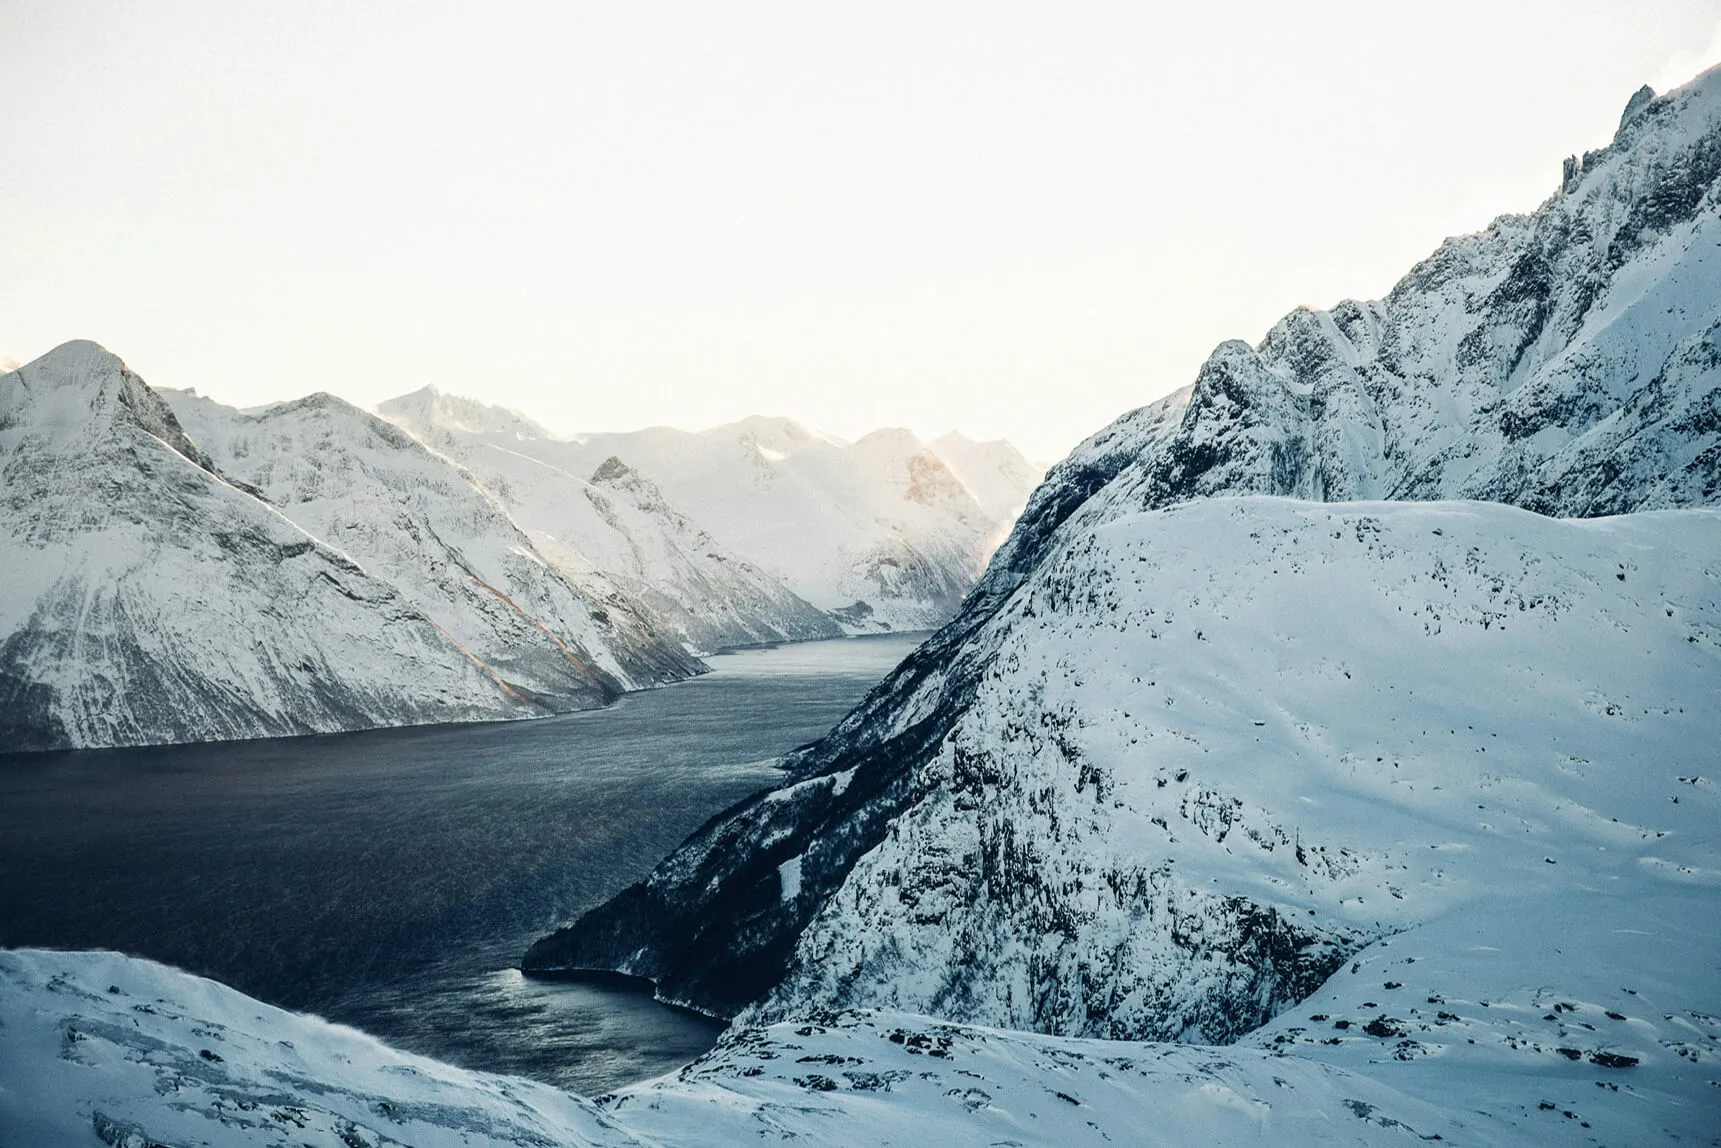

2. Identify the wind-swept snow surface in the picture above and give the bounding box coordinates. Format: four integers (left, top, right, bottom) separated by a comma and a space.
10, 945, 1716, 1146
0, 343, 553, 751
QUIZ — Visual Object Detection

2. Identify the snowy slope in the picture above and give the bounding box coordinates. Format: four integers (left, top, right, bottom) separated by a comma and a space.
527, 500, 1721, 1036
0, 949, 630, 1148
164, 390, 702, 705
378, 388, 841, 652
12, 945, 1714, 1146
752, 501, 1721, 1033
382, 393, 1040, 633
0, 342, 542, 751
527, 70, 1721, 1043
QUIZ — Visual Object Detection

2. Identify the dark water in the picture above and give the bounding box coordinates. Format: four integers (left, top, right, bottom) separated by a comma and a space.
0, 634, 920, 1094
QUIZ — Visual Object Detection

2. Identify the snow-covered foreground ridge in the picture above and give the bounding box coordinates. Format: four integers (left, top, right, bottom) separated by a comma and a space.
0, 342, 701, 752
527, 67, 1721, 1023
6, 934, 1717, 1146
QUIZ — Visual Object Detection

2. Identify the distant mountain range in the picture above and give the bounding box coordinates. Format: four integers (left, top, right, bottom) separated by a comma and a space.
0, 344, 1037, 751
162, 388, 702, 706
378, 389, 1040, 635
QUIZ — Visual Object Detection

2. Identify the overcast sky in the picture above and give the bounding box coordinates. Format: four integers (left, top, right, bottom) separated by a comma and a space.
4, 1, 1719, 459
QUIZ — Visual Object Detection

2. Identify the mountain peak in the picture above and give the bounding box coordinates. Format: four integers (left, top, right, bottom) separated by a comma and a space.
20, 339, 126, 383
718, 414, 851, 452
850, 426, 923, 452
0, 340, 221, 478
1619, 83, 1657, 135
731, 414, 812, 437
274, 391, 359, 416
933, 430, 1007, 451
590, 455, 639, 485
376, 386, 552, 440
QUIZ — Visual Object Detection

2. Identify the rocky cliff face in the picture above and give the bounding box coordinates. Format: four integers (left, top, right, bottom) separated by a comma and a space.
0, 343, 547, 751
1106, 74, 1721, 517
524, 69, 1721, 1045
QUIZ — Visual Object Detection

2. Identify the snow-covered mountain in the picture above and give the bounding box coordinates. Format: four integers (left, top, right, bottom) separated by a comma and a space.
1106, 78, 1720, 516
524, 66, 1721, 1070
163, 389, 701, 706
380, 394, 1043, 634
378, 388, 843, 652
527, 499, 1721, 1034
376, 384, 558, 442
6, 69, 1718, 1148
0, 342, 552, 751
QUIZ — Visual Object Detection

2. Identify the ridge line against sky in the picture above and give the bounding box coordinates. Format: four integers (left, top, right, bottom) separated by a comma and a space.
3, 1, 1719, 459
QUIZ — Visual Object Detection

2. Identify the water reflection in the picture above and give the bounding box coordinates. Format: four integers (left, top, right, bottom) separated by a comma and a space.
336, 964, 725, 1092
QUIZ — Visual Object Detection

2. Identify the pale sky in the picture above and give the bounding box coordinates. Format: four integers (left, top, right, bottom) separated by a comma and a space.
3, 2, 1719, 460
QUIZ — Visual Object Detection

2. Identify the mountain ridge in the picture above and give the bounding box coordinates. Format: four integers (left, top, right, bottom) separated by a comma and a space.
163, 387, 703, 707
0, 343, 557, 751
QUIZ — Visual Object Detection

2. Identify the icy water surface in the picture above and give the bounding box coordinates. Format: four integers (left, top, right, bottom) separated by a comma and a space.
0, 633, 923, 1094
